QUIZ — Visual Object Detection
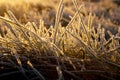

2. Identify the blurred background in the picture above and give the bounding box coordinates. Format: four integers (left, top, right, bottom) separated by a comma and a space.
0, 0, 119, 32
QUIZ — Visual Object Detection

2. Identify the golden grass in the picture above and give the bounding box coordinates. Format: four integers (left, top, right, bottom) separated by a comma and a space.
0, 0, 120, 80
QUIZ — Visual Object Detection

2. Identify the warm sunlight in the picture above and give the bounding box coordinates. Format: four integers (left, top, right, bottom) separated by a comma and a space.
0, 0, 120, 80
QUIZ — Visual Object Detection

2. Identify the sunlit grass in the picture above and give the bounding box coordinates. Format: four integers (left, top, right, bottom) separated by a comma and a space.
0, 0, 120, 80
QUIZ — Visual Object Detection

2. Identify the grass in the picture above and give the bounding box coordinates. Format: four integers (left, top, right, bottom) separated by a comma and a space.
0, 0, 120, 80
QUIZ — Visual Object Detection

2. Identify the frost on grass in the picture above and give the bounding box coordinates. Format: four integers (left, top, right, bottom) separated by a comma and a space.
0, 0, 120, 80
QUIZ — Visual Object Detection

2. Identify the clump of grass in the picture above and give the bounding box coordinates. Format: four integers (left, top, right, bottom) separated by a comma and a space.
0, 0, 120, 80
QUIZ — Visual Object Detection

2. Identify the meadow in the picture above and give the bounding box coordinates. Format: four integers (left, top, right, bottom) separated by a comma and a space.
0, 0, 120, 80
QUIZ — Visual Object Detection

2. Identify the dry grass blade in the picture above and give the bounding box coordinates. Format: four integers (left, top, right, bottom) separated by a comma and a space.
0, 16, 28, 40
0, 46, 10, 51
7, 10, 21, 25
31, 22, 38, 32
60, 4, 84, 39
103, 59, 120, 69
87, 13, 92, 46
107, 46, 120, 53
12, 48, 28, 79
0, 16, 19, 26
56, 66, 63, 80
66, 4, 84, 28
0, 13, 38, 56
100, 28, 105, 52
0, 70, 35, 79
65, 57, 77, 70
64, 70, 82, 80
66, 29, 98, 59
0, 61, 14, 67
27, 61, 45, 80
0, 71, 24, 77
4, 22, 18, 38
66, 29, 120, 69
72, 0, 91, 46
54, 0, 64, 44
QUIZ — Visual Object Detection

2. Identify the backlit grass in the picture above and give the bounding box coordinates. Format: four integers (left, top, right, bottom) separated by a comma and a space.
0, 0, 120, 80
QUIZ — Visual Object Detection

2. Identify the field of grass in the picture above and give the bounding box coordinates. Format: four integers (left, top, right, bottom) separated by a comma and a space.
0, 0, 120, 80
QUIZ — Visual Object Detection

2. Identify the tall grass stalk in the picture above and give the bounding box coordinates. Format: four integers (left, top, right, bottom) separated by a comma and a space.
54, 0, 64, 44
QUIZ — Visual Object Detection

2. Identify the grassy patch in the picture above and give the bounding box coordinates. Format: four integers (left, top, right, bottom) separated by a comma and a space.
0, 0, 120, 80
